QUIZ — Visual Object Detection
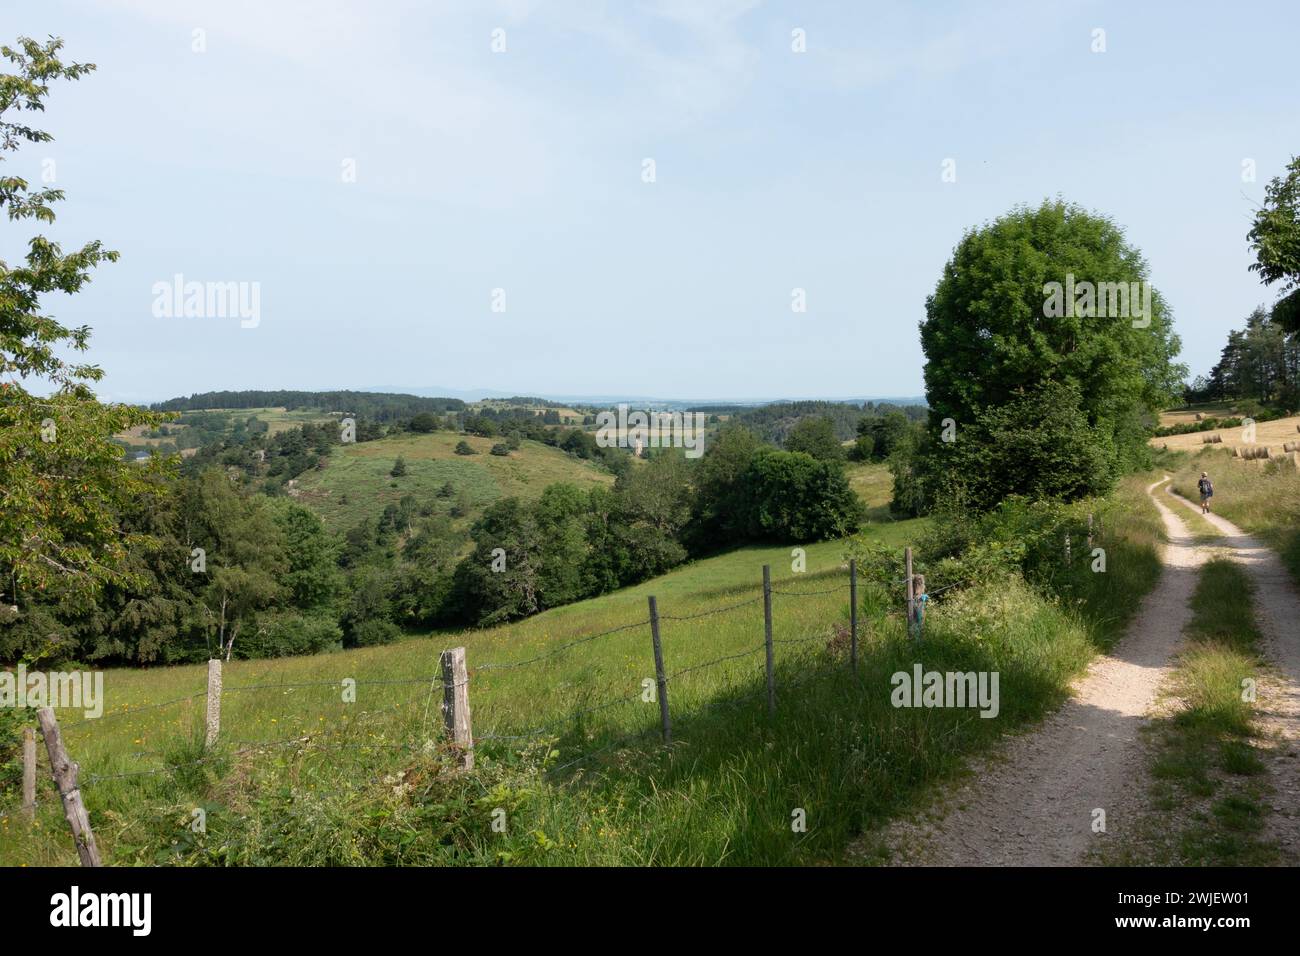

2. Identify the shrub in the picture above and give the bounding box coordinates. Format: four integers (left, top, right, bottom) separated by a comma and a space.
490, 443, 509, 456
240, 612, 343, 657
409, 413, 439, 433
0, 705, 35, 800
349, 618, 402, 647
847, 434, 875, 461
910, 380, 1116, 514
739, 451, 863, 541
783, 416, 844, 461
455, 440, 476, 456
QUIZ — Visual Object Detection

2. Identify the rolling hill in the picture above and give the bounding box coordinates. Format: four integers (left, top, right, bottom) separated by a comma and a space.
289, 430, 615, 533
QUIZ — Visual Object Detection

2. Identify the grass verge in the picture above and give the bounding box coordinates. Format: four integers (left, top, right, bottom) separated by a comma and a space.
1102, 556, 1278, 866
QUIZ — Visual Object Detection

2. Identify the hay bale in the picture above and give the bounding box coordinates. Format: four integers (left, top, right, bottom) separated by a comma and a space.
1240, 445, 1272, 461
1201, 432, 1222, 444
1285, 441, 1300, 453
1194, 412, 1205, 421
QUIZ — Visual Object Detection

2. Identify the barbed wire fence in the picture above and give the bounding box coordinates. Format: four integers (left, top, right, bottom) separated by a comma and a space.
16, 548, 965, 866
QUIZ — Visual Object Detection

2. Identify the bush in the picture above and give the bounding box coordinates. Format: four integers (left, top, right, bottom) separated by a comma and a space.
455, 440, 476, 456
783, 417, 844, 461
240, 613, 343, 657
349, 618, 402, 647
847, 434, 874, 461
739, 451, 863, 541
0, 705, 35, 801
910, 380, 1115, 514
409, 413, 439, 433
490, 443, 509, 456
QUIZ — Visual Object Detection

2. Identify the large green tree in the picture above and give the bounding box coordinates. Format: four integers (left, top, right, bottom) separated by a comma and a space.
1, 37, 162, 612
913, 200, 1185, 511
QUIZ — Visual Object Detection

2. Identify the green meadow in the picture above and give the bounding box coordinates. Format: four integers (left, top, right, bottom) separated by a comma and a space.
0, 467, 1165, 866
292, 431, 614, 534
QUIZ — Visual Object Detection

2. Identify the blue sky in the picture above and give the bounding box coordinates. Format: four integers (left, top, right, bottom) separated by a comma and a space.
6, 0, 1299, 403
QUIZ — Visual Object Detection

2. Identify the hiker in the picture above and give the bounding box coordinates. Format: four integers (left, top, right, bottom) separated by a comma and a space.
1197, 471, 1214, 514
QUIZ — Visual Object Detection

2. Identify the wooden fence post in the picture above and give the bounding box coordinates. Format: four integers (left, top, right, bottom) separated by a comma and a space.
35, 708, 100, 867
762, 565, 775, 717
647, 596, 671, 745
205, 658, 222, 748
22, 726, 36, 820
905, 547, 915, 640
440, 647, 474, 770
849, 559, 858, 673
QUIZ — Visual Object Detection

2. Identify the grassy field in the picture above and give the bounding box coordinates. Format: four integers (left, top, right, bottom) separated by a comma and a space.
291, 431, 614, 534
844, 460, 895, 520
0, 466, 1165, 866
1169, 446, 1300, 583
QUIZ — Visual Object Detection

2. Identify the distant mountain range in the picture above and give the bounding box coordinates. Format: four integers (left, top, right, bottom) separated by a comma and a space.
360, 385, 929, 409
129, 383, 928, 410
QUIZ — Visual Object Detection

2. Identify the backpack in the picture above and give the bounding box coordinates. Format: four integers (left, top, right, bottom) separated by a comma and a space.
1199, 477, 1213, 496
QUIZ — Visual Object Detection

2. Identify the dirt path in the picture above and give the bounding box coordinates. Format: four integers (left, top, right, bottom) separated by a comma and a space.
874, 477, 1207, 865
1163, 484, 1300, 861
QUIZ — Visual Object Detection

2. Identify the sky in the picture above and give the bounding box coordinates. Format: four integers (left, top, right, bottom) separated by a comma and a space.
5, 0, 1299, 404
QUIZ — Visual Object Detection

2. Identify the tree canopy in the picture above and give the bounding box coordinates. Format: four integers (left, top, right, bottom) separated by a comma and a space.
1, 37, 163, 610
909, 200, 1186, 512
1248, 156, 1300, 334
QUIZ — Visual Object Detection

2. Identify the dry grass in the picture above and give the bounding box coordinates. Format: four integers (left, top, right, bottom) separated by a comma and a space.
1153, 413, 1300, 458
1158, 404, 1236, 427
